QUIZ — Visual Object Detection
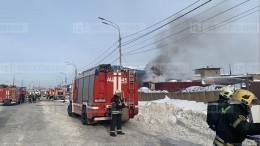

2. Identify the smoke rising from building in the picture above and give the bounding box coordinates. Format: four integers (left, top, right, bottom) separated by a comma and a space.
143, 0, 259, 82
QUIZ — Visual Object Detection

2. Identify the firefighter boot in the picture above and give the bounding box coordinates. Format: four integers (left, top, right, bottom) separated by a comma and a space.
110, 132, 116, 137
117, 130, 124, 135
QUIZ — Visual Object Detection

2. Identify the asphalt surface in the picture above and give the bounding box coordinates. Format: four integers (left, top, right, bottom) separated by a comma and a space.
0, 99, 203, 146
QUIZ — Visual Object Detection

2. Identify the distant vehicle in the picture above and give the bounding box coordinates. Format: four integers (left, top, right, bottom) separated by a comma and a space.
67, 64, 139, 125
0, 85, 19, 105
42, 90, 47, 97
34, 90, 41, 100
19, 87, 27, 103
47, 89, 55, 100
54, 88, 65, 100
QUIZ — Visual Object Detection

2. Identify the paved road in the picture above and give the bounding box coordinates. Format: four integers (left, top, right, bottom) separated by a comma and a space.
0, 100, 202, 146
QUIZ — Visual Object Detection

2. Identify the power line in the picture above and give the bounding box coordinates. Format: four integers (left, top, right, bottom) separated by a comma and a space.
81, 0, 205, 70
122, 0, 202, 39
89, 46, 119, 68
110, 56, 120, 65
79, 40, 119, 71
123, 0, 251, 55
126, 8, 259, 56
124, 7, 259, 56
121, 0, 213, 46
105, 51, 119, 64
123, 0, 229, 50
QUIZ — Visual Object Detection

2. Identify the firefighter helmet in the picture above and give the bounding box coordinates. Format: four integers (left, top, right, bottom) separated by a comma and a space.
232, 89, 257, 106
220, 86, 234, 99
115, 89, 121, 94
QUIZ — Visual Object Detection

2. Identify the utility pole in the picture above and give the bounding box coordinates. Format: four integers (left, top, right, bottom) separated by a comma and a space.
66, 62, 77, 79
98, 17, 122, 69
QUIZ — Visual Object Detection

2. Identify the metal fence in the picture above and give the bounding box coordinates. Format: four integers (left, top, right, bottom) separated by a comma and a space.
249, 81, 260, 101
139, 91, 220, 103
139, 81, 260, 103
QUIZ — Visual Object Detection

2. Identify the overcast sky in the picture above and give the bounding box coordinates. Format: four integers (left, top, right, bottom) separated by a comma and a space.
0, 0, 259, 87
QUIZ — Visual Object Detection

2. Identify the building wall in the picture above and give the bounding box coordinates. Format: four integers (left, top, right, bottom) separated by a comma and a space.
251, 74, 260, 80
203, 70, 220, 77
195, 69, 220, 78
249, 81, 260, 101
138, 91, 220, 103
155, 82, 202, 92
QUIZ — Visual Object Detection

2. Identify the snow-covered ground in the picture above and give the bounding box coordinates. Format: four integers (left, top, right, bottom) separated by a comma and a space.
139, 96, 207, 114
182, 84, 243, 92
138, 84, 243, 93
138, 87, 169, 93
134, 96, 257, 146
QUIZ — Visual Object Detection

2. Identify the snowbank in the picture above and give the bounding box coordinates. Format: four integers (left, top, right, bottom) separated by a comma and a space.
135, 98, 213, 145
182, 84, 243, 92
139, 96, 207, 114
134, 96, 257, 146
138, 87, 169, 93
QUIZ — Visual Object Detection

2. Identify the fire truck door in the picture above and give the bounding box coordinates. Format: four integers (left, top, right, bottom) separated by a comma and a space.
6, 90, 10, 99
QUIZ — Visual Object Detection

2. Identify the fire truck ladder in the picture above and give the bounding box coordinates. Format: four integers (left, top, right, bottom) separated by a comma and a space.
128, 70, 135, 110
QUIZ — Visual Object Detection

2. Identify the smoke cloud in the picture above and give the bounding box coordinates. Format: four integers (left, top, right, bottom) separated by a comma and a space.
143, 0, 259, 82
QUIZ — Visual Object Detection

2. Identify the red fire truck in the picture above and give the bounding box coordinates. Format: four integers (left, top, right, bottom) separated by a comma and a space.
54, 88, 65, 100
47, 88, 55, 100
0, 85, 19, 105
67, 64, 139, 125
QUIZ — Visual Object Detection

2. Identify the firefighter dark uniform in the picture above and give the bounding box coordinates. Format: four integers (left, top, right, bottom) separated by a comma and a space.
208, 86, 234, 131
214, 89, 260, 146
110, 90, 125, 137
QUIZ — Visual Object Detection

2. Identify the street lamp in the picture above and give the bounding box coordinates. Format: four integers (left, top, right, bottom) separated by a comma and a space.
58, 77, 63, 87
66, 62, 77, 79
20, 77, 27, 87
98, 17, 122, 69
60, 72, 67, 87
28, 81, 33, 89
13, 73, 21, 86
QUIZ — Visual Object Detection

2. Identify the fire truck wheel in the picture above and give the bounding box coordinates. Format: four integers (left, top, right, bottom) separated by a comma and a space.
81, 113, 87, 125
81, 105, 94, 125
67, 104, 74, 117
81, 105, 87, 125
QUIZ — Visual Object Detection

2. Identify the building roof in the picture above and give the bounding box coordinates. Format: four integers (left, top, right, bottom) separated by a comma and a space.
194, 67, 221, 71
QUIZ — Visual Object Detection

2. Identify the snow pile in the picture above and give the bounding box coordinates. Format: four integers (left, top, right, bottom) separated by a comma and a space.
135, 101, 214, 145
182, 85, 223, 92
138, 87, 169, 93
182, 84, 243, 92
123, 65, 146, 70
139, 96, 207, 114
134, 96, 257, 145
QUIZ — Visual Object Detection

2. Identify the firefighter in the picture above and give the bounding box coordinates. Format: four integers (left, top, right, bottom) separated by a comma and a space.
214, 89, 260, 146
110, 89, 125, 137
207, 86, 235, 131
28, 91, 33, 103
218, 86, 234, 103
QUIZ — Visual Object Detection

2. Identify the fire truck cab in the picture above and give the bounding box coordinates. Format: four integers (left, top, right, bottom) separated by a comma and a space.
54, 88, 65, 100
67, 64, 138, 125
0, 85, 19, 105
47, 89, 55, 100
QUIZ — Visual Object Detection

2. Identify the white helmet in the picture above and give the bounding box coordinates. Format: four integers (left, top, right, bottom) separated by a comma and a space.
115, 89, 121, 94
220, 86, 234, 99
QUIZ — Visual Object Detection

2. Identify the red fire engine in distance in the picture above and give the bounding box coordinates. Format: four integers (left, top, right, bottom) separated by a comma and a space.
67, 64, 138, 125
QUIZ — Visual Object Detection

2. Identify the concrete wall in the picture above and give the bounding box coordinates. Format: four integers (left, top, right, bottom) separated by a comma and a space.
139, 91, 220, 103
